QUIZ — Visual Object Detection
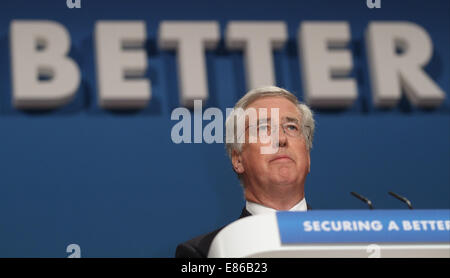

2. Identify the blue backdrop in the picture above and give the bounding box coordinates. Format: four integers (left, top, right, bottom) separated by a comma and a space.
0, 0, 448, 257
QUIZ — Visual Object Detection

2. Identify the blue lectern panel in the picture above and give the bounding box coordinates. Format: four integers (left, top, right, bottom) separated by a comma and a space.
277, 210, 450, 244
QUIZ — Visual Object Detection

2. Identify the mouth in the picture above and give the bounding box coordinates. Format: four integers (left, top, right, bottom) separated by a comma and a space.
269, 155, 293, 163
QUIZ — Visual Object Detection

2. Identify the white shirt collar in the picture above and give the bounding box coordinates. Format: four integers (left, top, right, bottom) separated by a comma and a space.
245, 198, 307, 215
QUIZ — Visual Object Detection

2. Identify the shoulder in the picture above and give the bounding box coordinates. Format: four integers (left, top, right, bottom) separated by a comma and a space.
175, 227, 224, 258
175, 208, 251, 258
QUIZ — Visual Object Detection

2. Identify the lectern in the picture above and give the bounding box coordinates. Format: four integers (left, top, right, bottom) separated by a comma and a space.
208, 210, 450, 258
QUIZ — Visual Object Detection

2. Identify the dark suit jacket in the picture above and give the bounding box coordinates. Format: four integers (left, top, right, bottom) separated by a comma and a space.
175, 204, 311, 258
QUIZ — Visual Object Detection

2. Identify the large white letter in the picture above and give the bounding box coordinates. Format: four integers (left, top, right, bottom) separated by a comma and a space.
95, 21, 150, 109
226, 21, 287, 90
158, 21, 219, 108
366, 22, 445, 108
10, 20, 80, 109
299, 22, 357, 108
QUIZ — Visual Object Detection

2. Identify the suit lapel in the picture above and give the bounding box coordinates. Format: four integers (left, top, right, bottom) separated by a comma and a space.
239, 207, 252, 218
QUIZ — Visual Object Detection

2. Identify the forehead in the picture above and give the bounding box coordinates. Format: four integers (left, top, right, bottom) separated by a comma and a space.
245, 96, 301, 118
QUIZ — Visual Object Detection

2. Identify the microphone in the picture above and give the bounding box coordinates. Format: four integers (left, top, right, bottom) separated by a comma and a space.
388, 191, 413, 209
350, 192, 374, 209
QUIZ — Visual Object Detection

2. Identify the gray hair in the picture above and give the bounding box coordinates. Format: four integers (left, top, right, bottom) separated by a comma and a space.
225, 86, 315, 161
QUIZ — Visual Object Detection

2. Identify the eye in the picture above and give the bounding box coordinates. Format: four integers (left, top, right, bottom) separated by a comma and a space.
258, 123, 269, 132
285, 123, 299, 131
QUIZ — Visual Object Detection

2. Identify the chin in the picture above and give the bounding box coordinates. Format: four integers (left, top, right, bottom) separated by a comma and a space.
271, 175, 298, 185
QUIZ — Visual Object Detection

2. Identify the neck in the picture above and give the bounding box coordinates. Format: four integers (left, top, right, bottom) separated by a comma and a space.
244, 183, 304, 211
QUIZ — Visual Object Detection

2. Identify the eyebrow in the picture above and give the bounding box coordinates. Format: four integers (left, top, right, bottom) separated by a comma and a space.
284, 117, 299, 124
254, 116, 300, 124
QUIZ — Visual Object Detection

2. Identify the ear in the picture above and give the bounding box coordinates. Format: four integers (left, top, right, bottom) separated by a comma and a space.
307, 152, 311, 173
231, 149, 245, 174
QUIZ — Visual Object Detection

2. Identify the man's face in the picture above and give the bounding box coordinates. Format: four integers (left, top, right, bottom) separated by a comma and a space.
232, 96, 311, 196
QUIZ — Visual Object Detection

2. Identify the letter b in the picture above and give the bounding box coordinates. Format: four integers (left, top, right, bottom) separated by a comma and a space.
10, 20, 81, 109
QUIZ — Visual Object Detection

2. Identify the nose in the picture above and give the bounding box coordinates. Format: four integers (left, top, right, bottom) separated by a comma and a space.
277, 125, 288, 147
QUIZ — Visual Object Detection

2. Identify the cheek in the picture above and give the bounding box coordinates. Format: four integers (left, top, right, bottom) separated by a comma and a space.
293, 144, 310, 167
242, 146, 268, 171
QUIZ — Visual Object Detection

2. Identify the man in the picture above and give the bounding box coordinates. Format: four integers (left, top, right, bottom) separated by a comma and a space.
175, 86, 315, 258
